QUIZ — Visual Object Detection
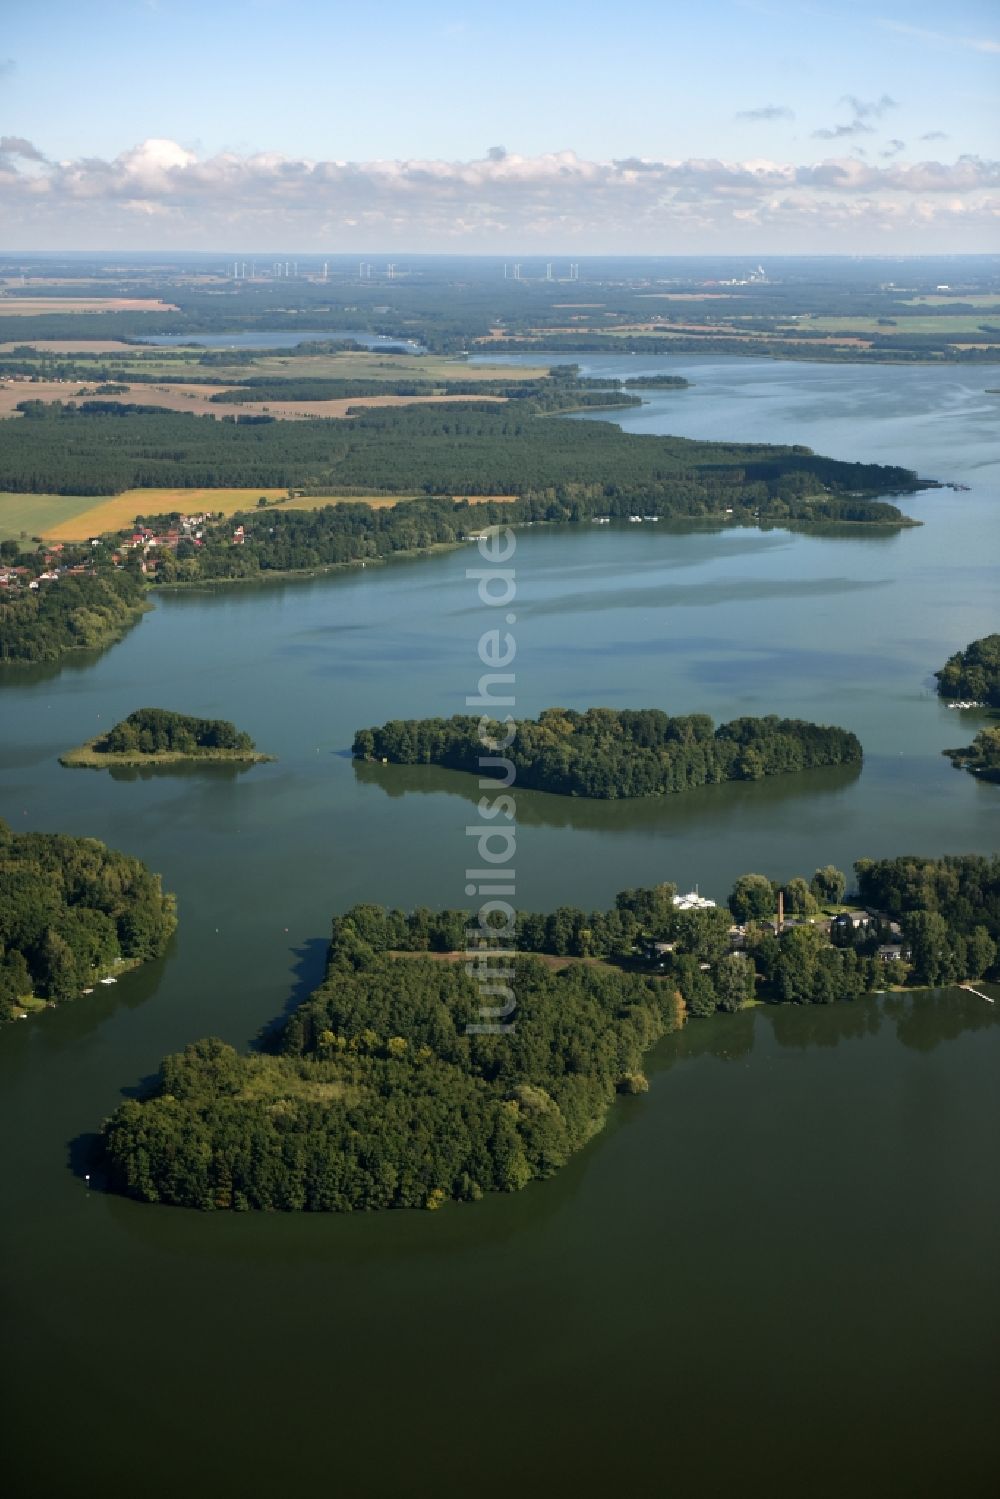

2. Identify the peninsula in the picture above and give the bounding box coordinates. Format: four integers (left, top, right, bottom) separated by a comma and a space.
98, 853, 999, 1212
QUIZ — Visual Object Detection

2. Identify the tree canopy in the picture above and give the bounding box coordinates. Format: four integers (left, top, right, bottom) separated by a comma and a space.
0, 821, 176, 1022
354, 707, 863, 798
935, 634, 1000, 706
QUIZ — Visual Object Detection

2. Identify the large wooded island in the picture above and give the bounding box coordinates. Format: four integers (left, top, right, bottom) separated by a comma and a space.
353, 708, 863, 797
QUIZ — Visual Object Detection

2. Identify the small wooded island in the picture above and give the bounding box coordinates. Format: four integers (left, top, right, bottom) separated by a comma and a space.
623, 375, 691, 389
61, 707, 273, 768
353, 708, 863, 797
98, 853, 999, 1212
0, 821, 176, 1024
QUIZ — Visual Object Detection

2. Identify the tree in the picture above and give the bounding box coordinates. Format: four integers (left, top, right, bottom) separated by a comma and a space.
810, 865, 846, 906
965, 926, 996, 979
905, 911, 952, 987
782, 877, 818, 917
715, 952, 755, 1012
729, 874, 775, 924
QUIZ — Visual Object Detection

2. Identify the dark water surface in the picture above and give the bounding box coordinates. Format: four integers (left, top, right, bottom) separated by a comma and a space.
2, 358, 999, 1496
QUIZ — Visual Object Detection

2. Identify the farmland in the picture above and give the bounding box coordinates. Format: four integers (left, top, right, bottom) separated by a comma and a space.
0, 297, 178, 314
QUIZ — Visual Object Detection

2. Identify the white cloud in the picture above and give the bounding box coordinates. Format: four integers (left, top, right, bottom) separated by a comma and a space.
878, 20, 1000, 54
0, 139, 996, 251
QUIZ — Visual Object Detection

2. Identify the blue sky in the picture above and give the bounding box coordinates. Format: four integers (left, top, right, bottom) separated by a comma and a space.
0, 0, 997, 251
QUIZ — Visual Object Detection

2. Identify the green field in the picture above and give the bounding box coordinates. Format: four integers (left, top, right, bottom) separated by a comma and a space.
902, 295, 1000, 308
0, 492, 101, 542
1, 347, 547, 385
792, 314, 1000, 335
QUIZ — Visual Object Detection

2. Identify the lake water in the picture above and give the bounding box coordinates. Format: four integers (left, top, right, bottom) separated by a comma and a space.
138, 328, 424, 351
2, 356, 999, 1496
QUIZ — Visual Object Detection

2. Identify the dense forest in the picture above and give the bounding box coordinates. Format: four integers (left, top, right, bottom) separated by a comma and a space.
935, 634, 1000, 706
0, 821, 177, 1023
61, 707, 264, 764
353, 708, 863, 797
0, 401, 919, 510
98, 851, 998, 1211
0, 568, 147, 664
100, 936, 686, 1211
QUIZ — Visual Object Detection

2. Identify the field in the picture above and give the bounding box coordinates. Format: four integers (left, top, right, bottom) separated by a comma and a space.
3, 486, 521, 542
0, 378, 509, 423
902, 295, 1000, 308
0, 297, 178, 314
0, 493, 105, 541
0, 346, 547, 383
0, 339, 140, 354
791, 314, 1000, 336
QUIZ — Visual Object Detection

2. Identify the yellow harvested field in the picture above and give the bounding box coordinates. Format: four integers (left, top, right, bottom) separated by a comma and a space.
43, 489, 292, 539
35, 487, 522, 542
210, 392, 507, 420
0, 380, 507, 421
0, 339, 138, 353
0, 297, 178, 314
0, 380, 143, 414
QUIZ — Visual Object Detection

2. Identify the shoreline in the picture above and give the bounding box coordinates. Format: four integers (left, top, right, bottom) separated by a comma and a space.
60, 740, 275, 768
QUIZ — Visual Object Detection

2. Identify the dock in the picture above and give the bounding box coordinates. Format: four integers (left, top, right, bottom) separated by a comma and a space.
960, 983, 995, 1004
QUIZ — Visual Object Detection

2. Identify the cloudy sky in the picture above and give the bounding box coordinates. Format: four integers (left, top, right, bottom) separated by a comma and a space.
1, 0, 997, 252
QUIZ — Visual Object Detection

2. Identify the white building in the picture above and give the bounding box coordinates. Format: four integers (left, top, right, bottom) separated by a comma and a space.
672, 890, 717, 911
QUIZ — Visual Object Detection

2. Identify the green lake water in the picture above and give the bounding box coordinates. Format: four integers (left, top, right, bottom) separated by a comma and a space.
1, 356, 998, 1496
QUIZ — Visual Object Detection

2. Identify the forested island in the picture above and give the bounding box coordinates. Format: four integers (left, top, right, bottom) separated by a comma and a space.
353, 708, 863, 797
60, 707, 271, 767
0, 822, 177, 1023
98, 853, 999, 1211
935, 634, 1000, 707
623, 375, 691, 389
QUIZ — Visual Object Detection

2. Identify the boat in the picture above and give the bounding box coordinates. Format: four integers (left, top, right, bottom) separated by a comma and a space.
99, 976, 117, 986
